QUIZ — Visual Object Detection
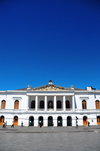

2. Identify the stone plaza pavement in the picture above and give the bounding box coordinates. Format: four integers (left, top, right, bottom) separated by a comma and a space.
0, 126, 100, 151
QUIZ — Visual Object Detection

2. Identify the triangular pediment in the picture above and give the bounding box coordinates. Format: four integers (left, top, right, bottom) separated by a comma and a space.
31, 84, 69, 91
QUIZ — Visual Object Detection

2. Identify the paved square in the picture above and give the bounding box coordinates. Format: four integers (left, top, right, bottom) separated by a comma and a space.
0, 126, 100, 151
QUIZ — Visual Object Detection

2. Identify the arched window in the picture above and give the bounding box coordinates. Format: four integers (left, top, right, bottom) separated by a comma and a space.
14, 100, 19, 109
66, 100, 70, 108
31, 100, 35, 109
40, 100, 44, 109
95, 100, 100, 109
57, 100, 62, 109
1, 100, 6, 109
82, 100, 87, 109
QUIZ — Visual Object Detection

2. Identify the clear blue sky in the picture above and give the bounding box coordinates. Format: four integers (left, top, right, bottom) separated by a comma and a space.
0, 0, 100, 90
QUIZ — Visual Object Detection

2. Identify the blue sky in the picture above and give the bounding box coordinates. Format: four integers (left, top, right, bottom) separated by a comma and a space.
0, 0, 100, 90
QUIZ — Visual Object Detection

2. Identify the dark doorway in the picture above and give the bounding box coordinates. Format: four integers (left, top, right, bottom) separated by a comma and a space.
48, 116, 53, 126
31, 100, 35, 109
66, 100, 70, 109
40, 101, 44, 109
38, 116, 43, 127
67, 116, 72, 126
29, 116, 34, 126
57, 116, 62, 126
57, 101, 62, 109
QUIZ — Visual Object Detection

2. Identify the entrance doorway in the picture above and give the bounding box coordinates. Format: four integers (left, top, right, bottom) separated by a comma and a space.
29, 116, 34, 126
48, 116, 53, 126
67, 116, 72, 126
83, 116, 88, 126
57, 116, 62, 126
14, 116, 18, 126
97, 116, 100, 125
38, 116, 43, 127
0, 116, 4, 125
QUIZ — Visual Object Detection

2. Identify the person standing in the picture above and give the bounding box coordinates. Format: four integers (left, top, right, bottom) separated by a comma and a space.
21, 122, 23, 127
52, 122, 54, 129
2, 122, 5, 128
76, 120, 78, 128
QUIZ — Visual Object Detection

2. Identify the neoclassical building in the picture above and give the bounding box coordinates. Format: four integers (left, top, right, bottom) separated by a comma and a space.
0, 80, 100, 127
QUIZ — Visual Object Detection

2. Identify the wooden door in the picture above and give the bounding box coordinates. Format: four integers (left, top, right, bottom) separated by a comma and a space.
14, 116, 18, 126
0, 116, 4, 125
97, 116, 100, 125
83, 116, 88, 126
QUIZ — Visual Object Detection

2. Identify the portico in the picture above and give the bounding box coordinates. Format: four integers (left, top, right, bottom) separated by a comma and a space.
27, 94, 75, 112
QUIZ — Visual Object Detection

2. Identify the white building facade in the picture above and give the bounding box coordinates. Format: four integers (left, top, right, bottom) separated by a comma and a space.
0, 80, 100, 127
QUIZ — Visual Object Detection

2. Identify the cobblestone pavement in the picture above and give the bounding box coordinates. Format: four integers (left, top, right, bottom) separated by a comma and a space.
0, 126, 100, 151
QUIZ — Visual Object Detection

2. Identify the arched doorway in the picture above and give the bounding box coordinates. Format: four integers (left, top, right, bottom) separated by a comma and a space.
67, 116, 72, 126
40, 101, 44, 109
83, 116, 88, 126
57, 101, 62, 109
57, 116, 62, 126
48, 116, 53, 126
14, 116, 18, 126
38, 116, 43, 127
29, 116, 34, 126
97, 116, 100, 125
0, 116, 4, 125
66, 100, 70, 109
31, 100, 35, 109
48, 101, 53, 109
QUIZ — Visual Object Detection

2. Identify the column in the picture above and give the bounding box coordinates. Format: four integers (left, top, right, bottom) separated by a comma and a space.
54, 96, 56, 111
26, 96, 29, 111
35, 96, 38, 111
63, 95, 66, 111
45, 95, 47, 111
72, 95, 75, 111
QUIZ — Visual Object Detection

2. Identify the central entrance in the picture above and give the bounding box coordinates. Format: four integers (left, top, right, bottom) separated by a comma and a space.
48, 116, 53, 126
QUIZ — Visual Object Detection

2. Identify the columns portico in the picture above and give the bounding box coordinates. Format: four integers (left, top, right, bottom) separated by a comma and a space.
28, 94, 74, 111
